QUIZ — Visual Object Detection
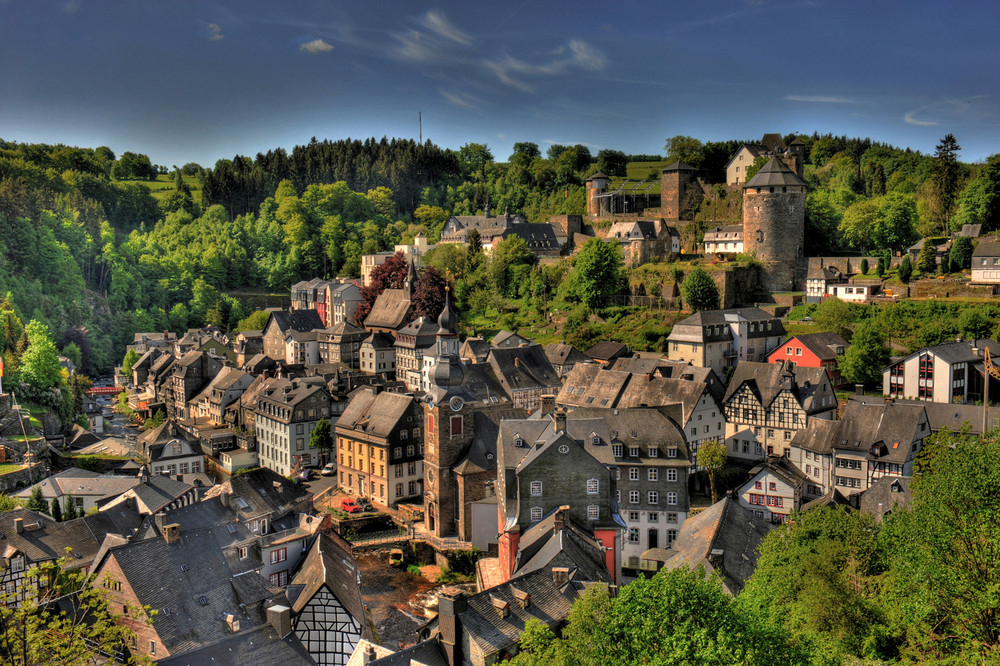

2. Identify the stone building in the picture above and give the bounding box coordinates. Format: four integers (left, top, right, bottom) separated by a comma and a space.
742, 156, 807, 292
660, 161, 702, 221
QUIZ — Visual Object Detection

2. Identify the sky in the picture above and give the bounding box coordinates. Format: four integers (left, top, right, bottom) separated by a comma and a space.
2, 1, 999, 169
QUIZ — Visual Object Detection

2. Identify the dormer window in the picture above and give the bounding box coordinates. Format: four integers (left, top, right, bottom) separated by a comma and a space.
648, 447, 658, 458
515, 436, 525, 447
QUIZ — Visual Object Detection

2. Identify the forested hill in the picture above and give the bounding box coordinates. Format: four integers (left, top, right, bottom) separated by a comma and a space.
1, 133, 998, 377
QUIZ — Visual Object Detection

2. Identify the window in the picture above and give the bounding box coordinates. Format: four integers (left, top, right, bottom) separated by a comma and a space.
667, 492, 678, 505
628, 511, 640, 521
648, 491, 659, 504
239, 547, 247, 559
648, 468, 659, 481
612, 445, 623, 458
629, 467, 639, 481
667, 512, 677, 522
587, 505, 599, 521
400, 430, 408, 440
408, 480, 417, 495
450, 415, 463, 436
628, 528, 640, 543
270, 547, 287, 565
530, 480, 543, 496
648, 511, 658, 522
407, 462, 416, 475
648, 447, 658, 458
269, 570, 289, 587
667, 469, 677, 482
150, 641, 156, 656
530, 506, 542, 522
11, 557, 23, 573
395, 465, 403, 478
406, 445, 415, 456
629, 490, 640, 504
587, 479, 599, 494
396, 483, 403, 497
667, 448, 677, 458
629, 446, 640, 457
394, 447, 402, 457
769, 482, 776, 491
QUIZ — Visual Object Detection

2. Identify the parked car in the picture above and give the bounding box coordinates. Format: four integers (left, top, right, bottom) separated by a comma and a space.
356, 497, 374, 512
340, 499, 361, 513
298, 469, 314, 481
321, 462, 336, 476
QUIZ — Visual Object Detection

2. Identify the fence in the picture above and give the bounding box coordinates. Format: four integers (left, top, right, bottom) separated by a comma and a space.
347, 527, 411, 548
608, 295, 680, 309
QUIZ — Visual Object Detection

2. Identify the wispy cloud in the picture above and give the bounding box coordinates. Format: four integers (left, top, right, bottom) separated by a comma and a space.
422, 10, 471, 46
440, 89, 478, 110
904, 110, 937, 126
207, 23, 224, 42
300, 39, 334, 54
64, 0, 80, 14
485, 39, 607, 92
785, 95, 856, 104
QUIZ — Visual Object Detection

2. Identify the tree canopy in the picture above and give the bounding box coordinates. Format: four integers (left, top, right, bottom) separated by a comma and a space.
682, 267, 719, 312
571, 239, 626, 309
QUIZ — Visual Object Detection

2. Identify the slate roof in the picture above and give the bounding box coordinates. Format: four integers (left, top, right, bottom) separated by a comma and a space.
268, 310, 325, 334
662, 160, 696, 172
806, 264, 845, 281
513, 509, 613, 583
491, 330, 528, 347
859, 476, 912, 519
556, 364, 628, 408
364, 289, 412, 330
365, 639, 448, 666
453, 568, 583, 658
789, 418, 839, 455
585, 341, 630, 362
783, 332, 848, 362
747, 456, 808, 493
973, 239, 1000, 257
618, 377, 716, 424
395, 316, 439, 349
487, 345, 562, 396
157, 623, 316, 666
743, 156, 807, 188
16, 469, 139, 501
290, 533, 368, 638
361, 331, 395, 350
724, 360, 832, 414
760, 133, 787, 153
801, 488, 853, 513
102, 530, 277, 657
217, 468, 312, 521
0, 507, 138, 567
662, 497, 773, 595
459, 337, 491, 363
453, 409, 528, 475
703, 225, 744, 242
668, 307, 784, 344
337, 388, 415, 439
542, 342, 590, 368
957, 223, 983, 238
828, 401, 926, 464
889, 338, 1000, 366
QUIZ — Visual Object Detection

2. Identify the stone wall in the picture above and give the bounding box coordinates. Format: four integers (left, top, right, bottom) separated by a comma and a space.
713, 265, 762, 308
0, 463, 45, 494
743, 187, 805, 292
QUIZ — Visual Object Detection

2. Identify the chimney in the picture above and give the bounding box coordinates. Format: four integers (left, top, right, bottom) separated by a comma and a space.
225, 613, 241, 633
361, 643, 378, 666
539, 395, 555, 416
553, 408, 567, 433
554, 505, 570, 532
512, 588, 530, 609
708, 548, 725, 572
163, 523, 181, 545
155, 512, 167, 530
266, 604, 292, 638
14, 517, 23, 534
552, 566, 570, 587
220, 491, 230, 508
438, 590, 466, 666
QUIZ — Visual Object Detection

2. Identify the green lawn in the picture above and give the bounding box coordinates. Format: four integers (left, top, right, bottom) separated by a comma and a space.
0, 464, 24, 475
136, 174, 202, 203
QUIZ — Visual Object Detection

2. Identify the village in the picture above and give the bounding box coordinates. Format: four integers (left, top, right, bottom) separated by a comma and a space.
1, 133, 998, 666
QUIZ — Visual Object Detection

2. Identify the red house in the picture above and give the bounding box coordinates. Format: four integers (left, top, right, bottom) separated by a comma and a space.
767, 332, 849, 389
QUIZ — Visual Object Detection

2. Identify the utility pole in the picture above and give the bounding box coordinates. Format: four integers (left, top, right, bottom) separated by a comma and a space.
419, 111, 422, 144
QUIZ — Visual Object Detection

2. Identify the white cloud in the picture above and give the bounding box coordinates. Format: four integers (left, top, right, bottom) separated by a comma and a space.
300, 39, 334, 54
207, 23, 224, 42
785, 95, 856, 104
485, 39, 606, 92
440, 89, 478, 110
904, 111, 938, 126
422, 10, 471, 46
64, 0, 80, 14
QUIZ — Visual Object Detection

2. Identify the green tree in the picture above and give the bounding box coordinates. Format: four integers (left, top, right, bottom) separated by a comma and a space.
898, 255, 912, 283
681, 267, 719, 312
0, 555, 153, 665
236, 309, 270, 333
19, 321, 63, 392
309, 418, 335, 463
26, 486, 46, 513
860, 258, 869, 275
743, 155, 768, 183
876, 256, 886, 277
949, 235, 974, 271
812, 296, 857, 340
50, 497, 63, 522
121, 348, 140, 379
916, 239, 937, 275
572, 239, 626, 310
954, 153, 1000, 231
458, 143, 493, 180
63, 495, 78, 521
698, 440, 727, 504
467, 227, 483, 257
929, 133, 962, 234
839, 320, 888, 388
595, 149, 627, 177
664, 135, 705, 168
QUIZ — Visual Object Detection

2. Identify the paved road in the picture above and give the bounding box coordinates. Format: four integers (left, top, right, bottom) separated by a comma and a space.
303, 473, 338, 497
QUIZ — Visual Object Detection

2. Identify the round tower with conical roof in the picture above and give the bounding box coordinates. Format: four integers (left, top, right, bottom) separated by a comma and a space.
742, 156, 807, 292
585, 172, 608, 217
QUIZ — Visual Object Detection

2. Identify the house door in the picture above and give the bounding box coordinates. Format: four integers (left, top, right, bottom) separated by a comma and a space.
648, 529, 658, 550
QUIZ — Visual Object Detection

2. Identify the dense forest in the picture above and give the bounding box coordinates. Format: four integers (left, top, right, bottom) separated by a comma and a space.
1, 131, 999, 379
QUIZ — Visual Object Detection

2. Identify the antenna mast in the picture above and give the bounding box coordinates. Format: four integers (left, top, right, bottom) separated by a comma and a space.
419, 111, 422, 144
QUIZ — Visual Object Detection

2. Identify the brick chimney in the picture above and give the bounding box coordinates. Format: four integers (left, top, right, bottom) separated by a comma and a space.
553, 408, 567, 433
539, 395, 555, 416
708, 548, 725, 572
14, 517, 23, 534
163, 523, 181, 545
438, 589, 466, 666
552, 566, 570, 587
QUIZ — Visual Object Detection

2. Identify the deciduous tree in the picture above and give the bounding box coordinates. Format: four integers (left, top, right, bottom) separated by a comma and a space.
698, 440, 727, 504
681, 267, 719, 312
572, 239, 626, 310
839, 320, 888, 388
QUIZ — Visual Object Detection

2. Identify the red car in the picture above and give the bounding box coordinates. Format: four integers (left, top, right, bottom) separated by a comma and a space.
340, 499, 361, 514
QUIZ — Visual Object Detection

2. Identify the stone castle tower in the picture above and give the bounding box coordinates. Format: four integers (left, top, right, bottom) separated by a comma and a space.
742, 156, 807, 292
584, 172, 608, 217
660, 160, 698, 221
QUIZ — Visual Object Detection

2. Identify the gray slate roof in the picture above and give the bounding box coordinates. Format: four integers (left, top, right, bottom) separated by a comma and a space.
743, 156, 806, 188
364, 289, 412, 330
289, 533, 368, 637
337, 388, 415, 439
724, 361, 833, 414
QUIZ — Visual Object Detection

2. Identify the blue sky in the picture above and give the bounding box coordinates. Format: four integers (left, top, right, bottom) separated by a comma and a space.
2, 1, 998, 168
